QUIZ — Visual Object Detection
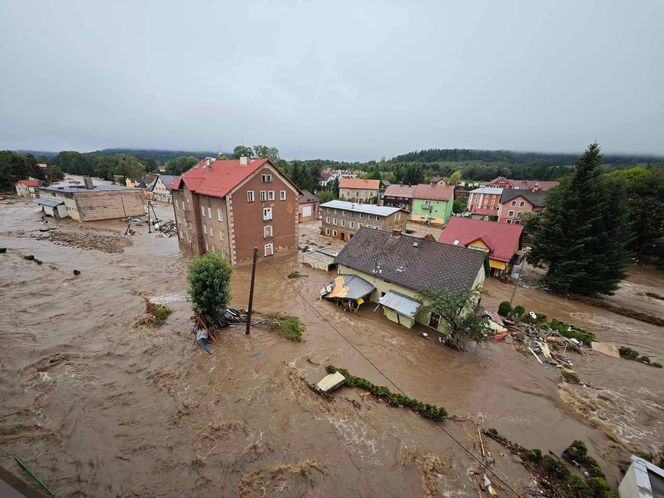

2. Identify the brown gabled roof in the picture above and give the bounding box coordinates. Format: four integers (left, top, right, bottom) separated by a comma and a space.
298, 190, 319, 204
412, 183, 454, 201
339, 178, 380, 190
335, 227, 486, 293
384, 184, 416, 198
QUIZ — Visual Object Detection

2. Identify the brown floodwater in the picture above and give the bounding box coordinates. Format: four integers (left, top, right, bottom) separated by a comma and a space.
1, 199, 662, 497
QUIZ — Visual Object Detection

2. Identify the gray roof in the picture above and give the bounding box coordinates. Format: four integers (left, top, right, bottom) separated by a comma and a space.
470, 187, 503, 195
500, 189, 548, 207
335, 227, 486, 293
379, 290, 421, 318
324, 274, 376, 300
321, 200, 401, 216
158, 175, 178, 187
34, 198, 64, 207
40, 184, 132, 194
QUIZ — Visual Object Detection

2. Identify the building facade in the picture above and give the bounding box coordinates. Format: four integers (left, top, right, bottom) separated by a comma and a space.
297, 190, 319, 222
149, 175, 177, 202
38, 184, 144, 221
169, 158, 299, 264
383, 184, 416, 212
338, 178, 380, 204
320, 200, 406, 241
487, 176, 559, 191
497, 189, 548, 224
410, 183, 454, 225
15, 179, 43, 197
466, 187, 503, 218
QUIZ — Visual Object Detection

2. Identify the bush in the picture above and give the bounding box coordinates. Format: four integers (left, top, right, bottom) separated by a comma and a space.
638, 355, 651, 364
512, 305, 526, 318
146, 301, 172, 323
498, 301, 512, 316
619, 346, 640, 360
561, 370, 581, 384
187, 252, 233, 318
267, 313, 304, 342
652, 362, 662, 368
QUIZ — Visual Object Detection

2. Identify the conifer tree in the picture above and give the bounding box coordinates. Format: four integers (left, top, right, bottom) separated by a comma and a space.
528, 143, 630, 295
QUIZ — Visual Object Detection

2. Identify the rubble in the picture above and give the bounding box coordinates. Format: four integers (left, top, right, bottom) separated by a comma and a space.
502, 318, 581, 369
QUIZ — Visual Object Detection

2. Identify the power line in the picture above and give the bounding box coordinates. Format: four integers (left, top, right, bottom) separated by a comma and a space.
264, 260, 521, 497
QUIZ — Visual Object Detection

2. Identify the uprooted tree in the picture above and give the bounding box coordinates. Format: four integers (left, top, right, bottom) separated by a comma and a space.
418, 286, 491, 351
187, 252, 233, 320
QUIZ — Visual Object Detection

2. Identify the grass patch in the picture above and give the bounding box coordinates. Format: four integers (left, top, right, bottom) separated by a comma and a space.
287, 271, 307, 279
267, 313, 304, 342
550, 319, 595, 345
325, 365, 448, 422
146, 301, 172, 324
561, 369, 581, 384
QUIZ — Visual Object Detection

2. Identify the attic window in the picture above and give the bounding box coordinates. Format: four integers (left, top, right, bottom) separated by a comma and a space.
413, 242, 420, 248
396, 266, 404, 272
453, 240, 460, 245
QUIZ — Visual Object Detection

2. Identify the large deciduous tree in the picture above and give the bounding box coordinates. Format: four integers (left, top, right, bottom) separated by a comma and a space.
165, 155, 199, 175
528, 143, 630, 295
187, 252, 233, 319
232, 145, 254, 159
418, 286, 490, 351
0, 151, 43, 191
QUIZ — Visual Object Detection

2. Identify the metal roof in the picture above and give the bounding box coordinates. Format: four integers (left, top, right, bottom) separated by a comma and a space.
379, 291, 421, 318
33, 198, 64, 207
324, 274, 376, 300
469, 187, 503, 195
320, 200, 401, 217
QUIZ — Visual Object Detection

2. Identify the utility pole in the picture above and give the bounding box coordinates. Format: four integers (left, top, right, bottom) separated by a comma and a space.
246, 247, 258, 335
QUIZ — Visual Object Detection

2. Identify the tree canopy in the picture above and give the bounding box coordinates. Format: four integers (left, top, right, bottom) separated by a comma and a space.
187, 252, 233, 319
528, 143, 631, 295
165, 156, 199, 175
0, 151, 45, 192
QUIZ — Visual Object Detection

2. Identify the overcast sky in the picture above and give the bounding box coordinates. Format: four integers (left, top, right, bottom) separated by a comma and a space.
1, 1, 662, 160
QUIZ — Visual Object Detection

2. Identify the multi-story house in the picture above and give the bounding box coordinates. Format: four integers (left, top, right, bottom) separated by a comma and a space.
497, 189, 548, 224
320, 200, 406, 242
169, 157, 300, 263
466, 187, 503, 218
410, 183, 454, 225
148, 174, 178, 203
383, 184, 416, 212
338, 178, 380, 204
487, 176, 559, 191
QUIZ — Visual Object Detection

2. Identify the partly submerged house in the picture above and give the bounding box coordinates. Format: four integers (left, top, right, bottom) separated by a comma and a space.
15, 179, 43, 198
330, 227, 486, 330
438, 217, 523, 275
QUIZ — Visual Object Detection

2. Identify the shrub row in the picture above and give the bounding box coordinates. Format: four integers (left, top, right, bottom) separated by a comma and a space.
325, 365, 448, 422
484, 429, 617, 498
619, 346, 662, 368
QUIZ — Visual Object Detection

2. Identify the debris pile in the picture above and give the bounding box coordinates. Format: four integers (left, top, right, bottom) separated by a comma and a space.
157, 220, 177, 237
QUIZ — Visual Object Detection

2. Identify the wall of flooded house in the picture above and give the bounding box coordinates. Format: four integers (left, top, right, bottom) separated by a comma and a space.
74, 190, 145, 221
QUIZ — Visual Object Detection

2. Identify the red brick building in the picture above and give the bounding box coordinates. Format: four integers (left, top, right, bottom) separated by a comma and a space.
169, 157, 300, 264
466, 187, 503, 218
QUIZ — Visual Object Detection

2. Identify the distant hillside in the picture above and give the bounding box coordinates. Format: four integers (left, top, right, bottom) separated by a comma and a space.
96, 148, 225, 163
389, 148, 664, 166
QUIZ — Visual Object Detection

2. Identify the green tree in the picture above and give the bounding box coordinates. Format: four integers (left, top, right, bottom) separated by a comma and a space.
165, 156, 198, 175
54, 150, 94, 176
187, 252, 233, 318
0, 151, 42, 191
452, 197, 466, 214
448, 170, 462, 185
418, 286, 491, 351
112, 154, 145, 180
253, 145, 280, 161
46, 165, 64, 183
528, 143, 630, 295
232, 145, 254, 159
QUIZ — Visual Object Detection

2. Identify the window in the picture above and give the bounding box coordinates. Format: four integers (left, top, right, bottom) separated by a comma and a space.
262, 174, 273, 183
205, 242, 208, 251
264, 225, 273, 238
207, 206, 211, 218
340, 219, 345, 227
332, 230, 337, 237
209, 226, 214, 236
511, 200, 517, 206
332, 218, 337, 225
260, 191, 267, 201
325, 216, 330, 223
508, 210, 515, 217
268, 191, 275, 201
341, 210, 346, 216
264, 243, 274, 256
201, 205, 206, 217
247, 191, 255, 202
220, 231, 224, 241
280, 190, 286, 200
325, 228, 330, 235
519, 201, 525, 207
359, 213, 363, 218
350, 221, 354, 229
263, 207, 272, 221
506, 219, 513, 224
217, 208, 224, 221
203, 224, 207, 234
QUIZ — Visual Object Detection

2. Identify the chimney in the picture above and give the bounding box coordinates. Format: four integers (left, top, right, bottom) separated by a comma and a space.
204, 157, 214, 172
240, 156, 248, 166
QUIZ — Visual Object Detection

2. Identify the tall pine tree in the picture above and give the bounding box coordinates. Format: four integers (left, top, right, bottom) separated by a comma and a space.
528, 143, 630, 295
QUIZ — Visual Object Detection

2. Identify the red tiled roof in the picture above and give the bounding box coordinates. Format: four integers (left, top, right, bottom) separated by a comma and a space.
17, 179, 43, 187
412, 183, 454, 201
168, 158, 272, 198
384, 184, 416, 198
339, 178, 380, 190
488, 177, 559, 191
438, 217, 523, 263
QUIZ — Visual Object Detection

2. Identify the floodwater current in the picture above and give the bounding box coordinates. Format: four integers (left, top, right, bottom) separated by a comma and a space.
1, 199, 662, 496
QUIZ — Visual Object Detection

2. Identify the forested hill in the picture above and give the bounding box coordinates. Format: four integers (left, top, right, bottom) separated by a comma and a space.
389, 148, 664, 166
95, 148, 223, 163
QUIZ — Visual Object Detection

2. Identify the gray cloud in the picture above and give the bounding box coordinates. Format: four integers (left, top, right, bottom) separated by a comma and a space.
1, 0, 663, 160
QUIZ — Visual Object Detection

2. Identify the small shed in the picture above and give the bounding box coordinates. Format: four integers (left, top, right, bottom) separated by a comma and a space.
378, 290, 421, 328
34, 197, 66, 218
322, 274, 375, 312
303, 247, 339, 271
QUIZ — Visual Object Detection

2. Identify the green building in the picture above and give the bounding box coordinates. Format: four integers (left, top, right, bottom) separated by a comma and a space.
410, 183, 454, 225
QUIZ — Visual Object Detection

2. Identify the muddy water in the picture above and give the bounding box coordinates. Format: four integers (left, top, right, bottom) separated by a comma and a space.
0, 200, 661, 496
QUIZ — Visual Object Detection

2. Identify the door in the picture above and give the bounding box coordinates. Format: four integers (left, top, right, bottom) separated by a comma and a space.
429, 312, 441, 330
340, 232, 347, 241
264, 243, 274, 257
